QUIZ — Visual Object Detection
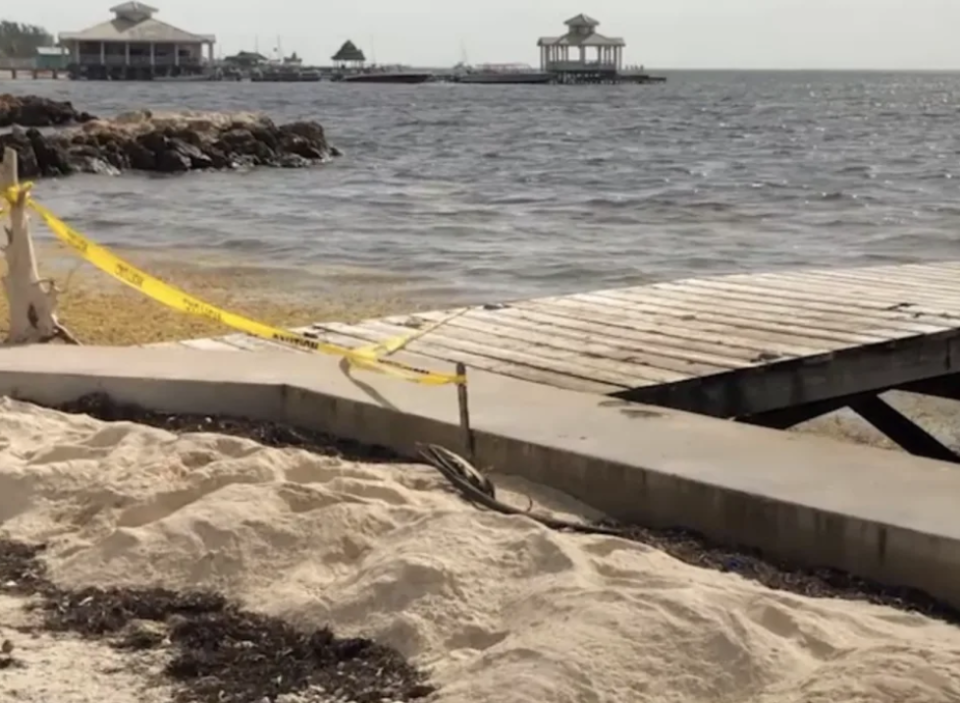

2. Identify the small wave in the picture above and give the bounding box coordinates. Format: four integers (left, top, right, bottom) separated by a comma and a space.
582, 197, 647, 209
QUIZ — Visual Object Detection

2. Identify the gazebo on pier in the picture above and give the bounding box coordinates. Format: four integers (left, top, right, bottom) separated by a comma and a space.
537, 14, 625, 80
331, 40, 366, 69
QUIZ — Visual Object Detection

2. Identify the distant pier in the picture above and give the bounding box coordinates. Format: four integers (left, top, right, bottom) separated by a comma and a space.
0, 66, 62, 80
537, 13, 665, 85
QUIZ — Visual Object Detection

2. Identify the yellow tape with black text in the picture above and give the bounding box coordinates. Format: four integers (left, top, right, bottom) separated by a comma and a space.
1, 184, 466, 385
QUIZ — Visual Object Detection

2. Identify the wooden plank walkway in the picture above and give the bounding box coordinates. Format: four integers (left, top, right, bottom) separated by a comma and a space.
149, 262, 960, 424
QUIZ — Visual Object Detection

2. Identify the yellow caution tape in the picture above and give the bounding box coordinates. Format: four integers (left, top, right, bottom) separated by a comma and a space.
1, 185, 465, 385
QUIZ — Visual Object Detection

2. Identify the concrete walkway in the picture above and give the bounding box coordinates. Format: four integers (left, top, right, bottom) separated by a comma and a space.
0, 345, 958, 607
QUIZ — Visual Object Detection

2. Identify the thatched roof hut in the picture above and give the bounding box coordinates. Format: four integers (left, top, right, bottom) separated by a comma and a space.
331, 40, 365, 65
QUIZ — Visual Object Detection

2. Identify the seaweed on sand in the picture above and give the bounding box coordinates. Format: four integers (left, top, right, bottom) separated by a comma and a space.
0, 540, 434, 703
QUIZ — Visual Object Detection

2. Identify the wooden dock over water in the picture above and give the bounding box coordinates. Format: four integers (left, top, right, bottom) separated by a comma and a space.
155, 262, 960, 463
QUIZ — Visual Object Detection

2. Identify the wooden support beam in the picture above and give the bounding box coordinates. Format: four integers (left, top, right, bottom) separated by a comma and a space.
617, 332, 960, 419
849, 395, 958, 464
901, 375, 960, 402
737, 395, 855, 430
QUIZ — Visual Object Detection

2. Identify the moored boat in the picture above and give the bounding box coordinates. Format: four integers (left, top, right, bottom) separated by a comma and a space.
338, 71, 432, 84
454, 63, 552, 84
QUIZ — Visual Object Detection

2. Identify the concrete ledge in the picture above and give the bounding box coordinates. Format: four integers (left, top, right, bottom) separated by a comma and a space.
1, 346, 960, 608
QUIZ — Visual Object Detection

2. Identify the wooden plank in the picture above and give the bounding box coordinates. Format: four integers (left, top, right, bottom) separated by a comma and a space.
590, 287, 946, 338
905, 262, 960, 277
325, 318, 679, 387
677, 275, 960, 320
802, 266, 960, 291
219, 333, 308, 353
442, 305, 827, 359
567, 292, 897, 345
353, 317, 689, 384
510, 300, 835, 357
750, 269, 960, 307
535, 294, 887, 347
179, 337, 246, 352
747, 269, 960, 303
391, 309, 745, 375
293, 324, 470, 374
312, 321, 622, 394
797, 262, 960, 282
739, 273, 960, 322
639, 281, 952, 335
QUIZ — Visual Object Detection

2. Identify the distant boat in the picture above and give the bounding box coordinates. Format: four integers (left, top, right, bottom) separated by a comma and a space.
454, 63, 552, 85
153, 72, 222, 82
251, 67, 321, 82
338, 71, 432, 84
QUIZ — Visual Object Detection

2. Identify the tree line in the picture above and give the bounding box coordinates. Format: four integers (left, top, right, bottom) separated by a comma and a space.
0, 20, 54, 58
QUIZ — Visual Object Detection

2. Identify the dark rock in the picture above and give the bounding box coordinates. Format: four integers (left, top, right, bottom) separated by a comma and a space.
68, 144, 102, 159
250, 127, 278, 150
279, 120, 327, 147
171, 128, 202, 147
155, 149, 192, 173
281, 134, 326, 160
330, 145, 344, 157
94, 132, 117, 148
123, 141, 156, 171
168, 138, 213, 169
220, 128, 256, 149
136, 131, 169, 155
0, 128, 40, 178
26, 128, 73, 177
201, 146, 231, 170
0, 94, 96, 128
100, 142, 129, 171
251, 140, 276, 164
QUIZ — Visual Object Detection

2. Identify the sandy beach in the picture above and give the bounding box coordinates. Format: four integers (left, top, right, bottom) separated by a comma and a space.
0, 397, 959, 702
0, 241, 423, 347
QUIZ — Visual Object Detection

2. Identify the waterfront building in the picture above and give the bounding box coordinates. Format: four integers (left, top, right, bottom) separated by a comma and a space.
58, 3, 216, 80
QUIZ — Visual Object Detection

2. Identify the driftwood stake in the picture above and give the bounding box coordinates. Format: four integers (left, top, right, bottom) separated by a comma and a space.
0, 148, 79, 345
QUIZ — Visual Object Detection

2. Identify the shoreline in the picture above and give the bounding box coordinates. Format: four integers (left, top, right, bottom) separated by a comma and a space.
5, 242, 958, 456
0, 242, 427, 346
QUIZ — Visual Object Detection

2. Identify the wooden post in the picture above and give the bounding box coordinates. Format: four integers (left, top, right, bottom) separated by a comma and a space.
455, 362, 475, 462
0, 148, 79, 345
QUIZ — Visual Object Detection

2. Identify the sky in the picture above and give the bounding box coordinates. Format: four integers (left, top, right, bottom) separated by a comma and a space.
14, 0, 960, 70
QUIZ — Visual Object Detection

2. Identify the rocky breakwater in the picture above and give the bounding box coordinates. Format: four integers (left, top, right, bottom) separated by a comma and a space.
0, 94, 96, 128
0, 104, 340, 179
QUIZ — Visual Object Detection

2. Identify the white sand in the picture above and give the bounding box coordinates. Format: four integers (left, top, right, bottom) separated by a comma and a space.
1, 397, 960, 703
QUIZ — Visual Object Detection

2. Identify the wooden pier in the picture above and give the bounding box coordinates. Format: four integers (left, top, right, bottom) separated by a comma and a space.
154, 262, 960, 464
